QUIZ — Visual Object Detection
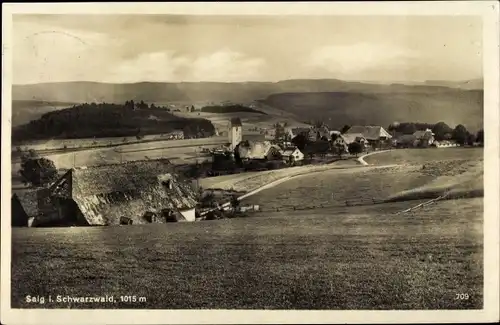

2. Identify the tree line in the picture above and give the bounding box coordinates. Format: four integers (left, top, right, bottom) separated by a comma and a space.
201, 104, 267, 115
388, 121, 483, 145
12, 101, 216, 142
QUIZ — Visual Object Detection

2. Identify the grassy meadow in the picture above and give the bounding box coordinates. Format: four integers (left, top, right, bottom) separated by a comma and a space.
364, 147, 483, 165
11, 147, 484, 309
11, 197, 482, 309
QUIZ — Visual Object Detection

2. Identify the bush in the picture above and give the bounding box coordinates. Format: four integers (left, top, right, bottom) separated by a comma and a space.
348, 142, 363, 157
19, 151, 58, 187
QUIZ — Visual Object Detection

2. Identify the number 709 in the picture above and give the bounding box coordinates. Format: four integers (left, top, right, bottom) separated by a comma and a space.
456, 293, 470, 300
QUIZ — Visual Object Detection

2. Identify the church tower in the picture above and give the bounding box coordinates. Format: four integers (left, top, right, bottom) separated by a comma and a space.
228, 117, 242, 150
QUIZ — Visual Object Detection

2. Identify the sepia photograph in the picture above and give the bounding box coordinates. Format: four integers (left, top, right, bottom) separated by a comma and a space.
1, 2, 499, 324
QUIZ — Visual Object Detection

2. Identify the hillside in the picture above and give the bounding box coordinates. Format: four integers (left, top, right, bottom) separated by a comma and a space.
12, 79, 483, 103
259, 90, 483, 132
12, 103, 216, 143
11, 100, 78, 127
12, 79, 484, 132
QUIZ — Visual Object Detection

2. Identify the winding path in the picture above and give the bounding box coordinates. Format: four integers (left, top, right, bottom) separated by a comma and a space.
357, 150, 393, 166
206, 150, 397, 212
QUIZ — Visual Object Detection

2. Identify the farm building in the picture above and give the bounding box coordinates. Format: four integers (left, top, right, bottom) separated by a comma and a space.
287, 127, 311, 140
395, 134, 418, 148
333, 134, 367, 152
281, 147, 305, 164
307, 125, 331, 142
395, 129, 436, 148
236, 140, 282, 161
345, 126, 392, 148
35, 159, 199, 227
11, 190, 49, 227
413, 129, 435, 147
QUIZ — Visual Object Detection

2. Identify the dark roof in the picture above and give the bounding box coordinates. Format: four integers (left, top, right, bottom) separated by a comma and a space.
12, 190, 39, 217
230, 117, 242, 127
49, 159, 198, 225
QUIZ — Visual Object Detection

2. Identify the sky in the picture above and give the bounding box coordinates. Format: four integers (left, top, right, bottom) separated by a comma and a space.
12, 14, 483, 84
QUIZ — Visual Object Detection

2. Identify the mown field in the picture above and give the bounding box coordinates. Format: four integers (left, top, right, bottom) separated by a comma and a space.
11, 197, 482, 309
11, 137, 228, 177
243, 150, 483, 211
199, 158, 361, 192
11, 147, 484, 309
364, 147, 483, 165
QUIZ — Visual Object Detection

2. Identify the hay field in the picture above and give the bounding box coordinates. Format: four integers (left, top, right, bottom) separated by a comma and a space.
14, 135, 228, 154
11, 137, 227, 175
198, 159, 363, 192
364, 147, 483, 165
243, 149, 483, 210
11, 145, 483, 309
11, 197, 482, 309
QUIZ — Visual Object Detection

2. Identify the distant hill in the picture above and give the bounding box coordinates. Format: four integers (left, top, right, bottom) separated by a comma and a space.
12, 79, 483, 132
200, 104, 267, 115
409, 79, 483, 90
259, 90, 483, 132
12, 79, 483, 103
12, 102, 216, 143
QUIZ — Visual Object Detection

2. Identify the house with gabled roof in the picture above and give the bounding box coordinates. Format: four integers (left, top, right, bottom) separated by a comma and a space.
287, 127, 311, 140
345, 125, 392, 148
413, 128, 435, 147
36, 159, 199, 226
281, 147, 304, 164
333, 133, 367, 152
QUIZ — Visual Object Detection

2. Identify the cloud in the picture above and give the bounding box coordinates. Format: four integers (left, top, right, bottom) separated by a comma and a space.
304, 43, 420, 79
106, 49, 267, 83
13, 21, 123, 84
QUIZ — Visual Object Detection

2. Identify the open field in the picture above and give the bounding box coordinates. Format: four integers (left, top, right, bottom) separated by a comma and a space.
11, 197, 482, 309
11, 144, 484, 309
364, 147, 483, 165
11, 137, 228, 176
243, 148, 483, 210
198, 158, 362, 192
13, 134, 228, 153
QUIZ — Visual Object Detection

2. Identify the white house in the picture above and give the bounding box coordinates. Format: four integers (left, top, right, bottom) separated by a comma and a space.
281, 147, 304, 163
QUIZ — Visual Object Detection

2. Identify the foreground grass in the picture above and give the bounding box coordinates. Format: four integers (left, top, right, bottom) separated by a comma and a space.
12, 198, 482, 309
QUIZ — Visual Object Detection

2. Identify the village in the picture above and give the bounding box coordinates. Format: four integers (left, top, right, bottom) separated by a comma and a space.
11, 113, 483, 228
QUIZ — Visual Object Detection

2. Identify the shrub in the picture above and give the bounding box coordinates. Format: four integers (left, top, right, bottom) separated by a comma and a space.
348, 142, 363, 157
19, 151, 58, 187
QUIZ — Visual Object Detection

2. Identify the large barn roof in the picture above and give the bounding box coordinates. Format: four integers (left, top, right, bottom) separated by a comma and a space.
340, 133, 366, 144
345, 126, 392, 140
49, 159, 198, 225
